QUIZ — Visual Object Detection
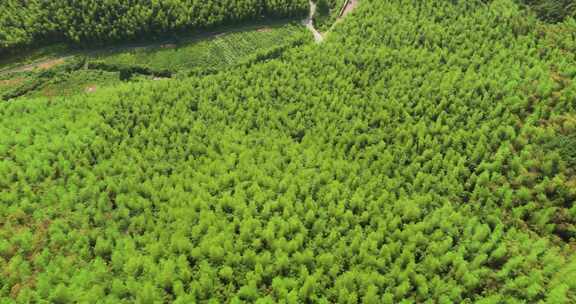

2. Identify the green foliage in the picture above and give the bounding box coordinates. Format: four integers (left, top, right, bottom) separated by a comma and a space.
521, 0, 576, 22
544, 133, 576, 167
0, 0, 308, 51
94, 23, 307, 73
0, 60, 120, 101
314, 0, 347, 31
0, 0, 576, 303
0, 22, 309, 101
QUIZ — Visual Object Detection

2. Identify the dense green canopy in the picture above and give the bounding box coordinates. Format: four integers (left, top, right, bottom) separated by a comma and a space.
0, 0, 307, 52
0, 0, 575, 302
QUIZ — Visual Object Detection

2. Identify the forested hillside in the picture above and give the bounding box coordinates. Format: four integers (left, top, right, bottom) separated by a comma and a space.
0, 0, 307, 53
521, 0, 576, 21
1, 0, 576, 303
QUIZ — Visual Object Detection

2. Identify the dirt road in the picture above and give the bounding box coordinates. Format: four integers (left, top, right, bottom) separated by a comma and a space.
303, 0, 324, 43
0, 57, 74, 75
304, 0, 360, 43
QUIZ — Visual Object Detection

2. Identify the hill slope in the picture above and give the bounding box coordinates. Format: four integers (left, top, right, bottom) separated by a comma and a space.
1, 0, 575, 302
0, 0, 308, 52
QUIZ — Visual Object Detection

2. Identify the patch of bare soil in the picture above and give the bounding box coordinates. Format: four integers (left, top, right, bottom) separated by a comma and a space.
160, 44, 177, 49
85, 85, 97, 93
36, 58, 65, 70
257, 27, 273, 33
40, 88, 55, 98
2, 57, 71, 75
0, 78, 24, 87
340, 0, 359, 18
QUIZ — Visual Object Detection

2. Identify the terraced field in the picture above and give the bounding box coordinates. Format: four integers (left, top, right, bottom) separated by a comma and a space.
95, 23, 307, 72
0, 22, 310, 101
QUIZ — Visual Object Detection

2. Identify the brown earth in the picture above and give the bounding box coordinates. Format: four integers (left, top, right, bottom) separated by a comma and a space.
0, 78, 24, 87
36, 58, 65, 70
85, 85, 97, 93
341, 0, 359, 17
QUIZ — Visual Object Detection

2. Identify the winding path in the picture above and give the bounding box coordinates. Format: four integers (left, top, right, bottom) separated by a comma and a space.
0, 57, 74, 75
303, 0, 324, 43
303, 0, 359, 44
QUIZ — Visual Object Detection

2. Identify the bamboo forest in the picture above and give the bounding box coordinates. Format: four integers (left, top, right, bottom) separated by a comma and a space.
0, 0, 575, 303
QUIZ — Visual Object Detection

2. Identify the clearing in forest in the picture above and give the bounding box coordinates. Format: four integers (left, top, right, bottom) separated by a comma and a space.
94, 23, 306, 72
0, 21, 307, 100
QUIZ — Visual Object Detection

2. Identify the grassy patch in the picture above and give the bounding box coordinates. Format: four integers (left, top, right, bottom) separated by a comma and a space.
0, 44, 72, 73
24, 70, 121, 99
0, 21, 309, 101
0, 59, 120, 100
92, 23, 306, 72
0, 77, 26, 97
0, 21, 306, 77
